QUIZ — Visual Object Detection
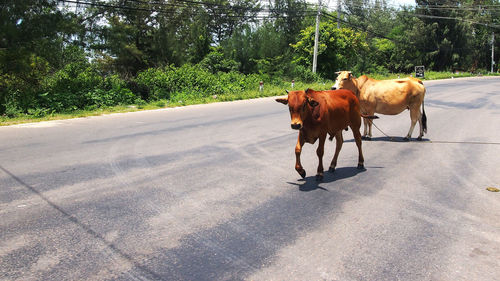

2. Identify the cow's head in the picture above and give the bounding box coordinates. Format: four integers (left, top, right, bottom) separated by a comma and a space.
332, 71, 357, 93
276, 90, 319, 130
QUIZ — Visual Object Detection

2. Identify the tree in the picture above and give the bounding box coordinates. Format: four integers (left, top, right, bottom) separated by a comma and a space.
0, 0, 78, 74
411, 0, 500, 71
291, 22, 369, 78
221, 0, 312, 76
269, 0, 310, 47
0, 0, 81, 114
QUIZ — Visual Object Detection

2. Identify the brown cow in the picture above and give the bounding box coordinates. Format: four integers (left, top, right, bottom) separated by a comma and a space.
276, 89, 377, 181
332, 71, 427, 141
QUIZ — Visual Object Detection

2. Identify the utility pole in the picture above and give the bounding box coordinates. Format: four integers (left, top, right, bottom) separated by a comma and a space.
312, 0, 321, 73
491, 32, 495, 73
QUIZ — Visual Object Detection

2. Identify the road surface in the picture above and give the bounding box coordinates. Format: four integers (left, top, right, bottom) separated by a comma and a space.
1, 77, 499, 280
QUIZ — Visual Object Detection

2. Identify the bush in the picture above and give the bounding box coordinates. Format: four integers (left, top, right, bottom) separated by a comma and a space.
0, 54, 51, 115
199, 47, 240, 74
290, 65, 322, 83
41, 65, 136, 111
40, 62, 101, 111
84, 76, 136, 108
0, 74, 21, 116
3, 97, 23, 118
135, 67, 174, 100
136, 64, 269, 103
367, 65, 390, 76
102, 75, 136, 105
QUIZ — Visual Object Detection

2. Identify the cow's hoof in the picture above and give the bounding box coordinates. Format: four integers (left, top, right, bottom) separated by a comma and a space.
329, 167, 335, 173
417, 136, 423, 141
316, 174, 323, 181
403, 137, 410, 141
297, 169, 306, 179
357, 163, 365, 170
362, 136, 371, 141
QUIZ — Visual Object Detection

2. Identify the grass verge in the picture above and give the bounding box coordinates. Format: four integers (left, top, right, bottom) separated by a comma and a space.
0, 81, 329, 126
1, 73, 499, 126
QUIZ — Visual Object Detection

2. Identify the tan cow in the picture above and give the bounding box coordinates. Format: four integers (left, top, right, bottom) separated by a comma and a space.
332, 71, 427, 140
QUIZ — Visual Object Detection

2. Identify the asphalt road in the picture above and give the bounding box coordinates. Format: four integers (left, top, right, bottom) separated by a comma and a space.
1, 77, 499, 281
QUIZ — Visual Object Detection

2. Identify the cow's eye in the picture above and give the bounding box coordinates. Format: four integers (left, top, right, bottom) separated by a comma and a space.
342, 78, 347, 81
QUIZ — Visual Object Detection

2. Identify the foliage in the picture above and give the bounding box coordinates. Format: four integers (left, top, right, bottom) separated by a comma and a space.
1, 47, 138, 116
2, 0, 500, 119
290, 65, 323, 83
291, 23, 369, 78
199, 47, 240, 74
135, 64, 267, 103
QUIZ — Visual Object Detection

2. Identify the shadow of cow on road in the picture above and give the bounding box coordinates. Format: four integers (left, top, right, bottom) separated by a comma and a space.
287, 166, 384, 192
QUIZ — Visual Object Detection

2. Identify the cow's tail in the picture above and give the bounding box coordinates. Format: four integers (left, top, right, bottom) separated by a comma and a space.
361, 114, 379, 119
422, 101, 427, 134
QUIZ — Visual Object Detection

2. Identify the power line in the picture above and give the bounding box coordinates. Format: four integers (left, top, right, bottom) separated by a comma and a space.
59, 0, 500, 31
410, 13, 500, 29
58, 0, 318, 19
334, 1, 500, 30
341, 1, 500, 13
322, 11, 403, 44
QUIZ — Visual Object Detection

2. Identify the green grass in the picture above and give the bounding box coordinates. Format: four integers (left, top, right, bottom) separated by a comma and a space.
1, 72, 499, 126
0, 81, 331, 126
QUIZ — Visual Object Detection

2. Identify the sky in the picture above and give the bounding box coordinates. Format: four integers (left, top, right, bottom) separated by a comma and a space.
314, 0, 417, 10
389, 0, 417, 7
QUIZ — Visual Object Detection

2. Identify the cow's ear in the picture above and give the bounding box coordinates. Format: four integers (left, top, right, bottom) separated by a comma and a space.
275, 97, 288, 105
307, 97, 319, 107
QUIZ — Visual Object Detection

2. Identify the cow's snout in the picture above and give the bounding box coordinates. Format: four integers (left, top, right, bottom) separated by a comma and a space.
331, 86, 337, 90
291, 123, 302, 130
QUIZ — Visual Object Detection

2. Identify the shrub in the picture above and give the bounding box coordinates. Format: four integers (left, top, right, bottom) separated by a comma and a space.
3, 97, 23, 117
41, 62, 101, 111
199, 47, 240, 74
102, 75, 136, 105
135, 67, 174, 100
39, 63, 136, 112
136, 64, 258, 102
290, 65, 322, 83
0, 54, 51, 115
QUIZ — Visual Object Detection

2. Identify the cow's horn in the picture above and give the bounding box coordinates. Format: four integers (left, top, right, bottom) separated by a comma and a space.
285, 90, 289, 94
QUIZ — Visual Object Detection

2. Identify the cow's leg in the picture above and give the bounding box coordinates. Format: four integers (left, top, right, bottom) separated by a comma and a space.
329, 131, 343, 173
404, 106, 420, 141
362, 117, 369, 139
352, 126, 365, 169
362, 110, 375, 140
367, 117, 373, 139
295, 132, 306, 178
417, 106, 425, 140
416, 112, 424, 140
315, 133, 327, 181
